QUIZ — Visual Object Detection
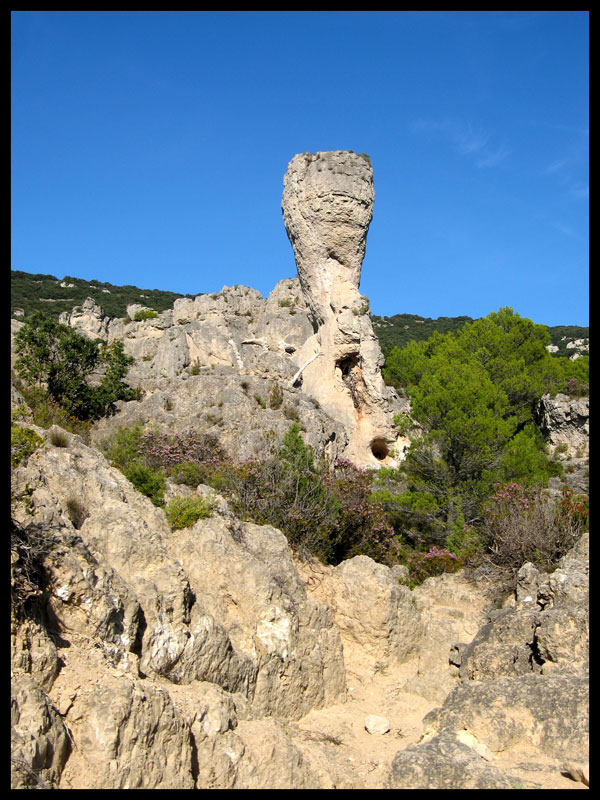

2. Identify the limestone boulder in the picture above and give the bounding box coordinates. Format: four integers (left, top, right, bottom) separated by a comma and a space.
297, 554, 422, 668
536, 392, 589, 459
166, 516, 346, 719
11, 674, 71, 789
58, 297, 109, 341
59, 674, 195, 789
385, 730, 526, 789
422, 673, 589, 760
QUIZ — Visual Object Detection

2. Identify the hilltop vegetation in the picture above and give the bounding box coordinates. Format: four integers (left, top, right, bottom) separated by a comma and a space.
372, 312, 588, 359
12, 271, 588, 358
11, 269, 195, 321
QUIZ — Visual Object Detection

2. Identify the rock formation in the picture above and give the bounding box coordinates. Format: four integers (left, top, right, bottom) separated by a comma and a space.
536, 392, 589, 460
11, 151, 589, 789
282, 151, 405, 467
10, 411, 589, 787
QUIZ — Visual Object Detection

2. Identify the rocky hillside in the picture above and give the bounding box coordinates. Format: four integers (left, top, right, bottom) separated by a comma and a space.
10, 418, 590, 788
11, 270, 589, 361
11, 151, 589, 789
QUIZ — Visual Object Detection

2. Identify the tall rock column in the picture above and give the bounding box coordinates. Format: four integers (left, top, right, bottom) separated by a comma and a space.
282, 151, 402, 468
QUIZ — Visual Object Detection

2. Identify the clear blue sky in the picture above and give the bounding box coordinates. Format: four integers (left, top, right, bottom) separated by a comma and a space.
11, 11, 589, 326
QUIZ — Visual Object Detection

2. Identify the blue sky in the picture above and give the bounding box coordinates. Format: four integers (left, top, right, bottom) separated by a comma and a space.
11, 11, 588, 326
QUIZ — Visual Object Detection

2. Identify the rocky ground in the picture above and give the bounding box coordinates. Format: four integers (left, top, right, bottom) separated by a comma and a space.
11, 422, 589, 789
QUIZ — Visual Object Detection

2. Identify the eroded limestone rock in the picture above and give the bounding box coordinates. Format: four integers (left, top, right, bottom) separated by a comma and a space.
282, 151, 403, 467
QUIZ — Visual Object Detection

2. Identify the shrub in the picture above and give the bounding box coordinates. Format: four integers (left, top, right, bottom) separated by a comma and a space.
122, 463, 166, 507
66, 497, 89, 529
269, 384, 284, 409
278, 298, 293, 307
171, 461, 204, 488
14, 312, 134, 421
133, 309, 158, 321
165, 495, 216, 529
138, 428, 225, 473
11, 521, 54, 618
481, 482, 587, 571
102, 423, 145, 471
11, 425, 44, 467
283, 404, 300, 421
254, 394, 266, 409
49, 428, 69, 447
19, 386, 93, 441
404, 546, 462, 588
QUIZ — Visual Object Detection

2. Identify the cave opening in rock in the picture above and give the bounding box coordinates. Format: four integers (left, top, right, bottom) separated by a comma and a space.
370, 439, 389, 461
337, 353, 360, 378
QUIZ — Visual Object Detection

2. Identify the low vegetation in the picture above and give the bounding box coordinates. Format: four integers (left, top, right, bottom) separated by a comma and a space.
165, 495, 216, 529
12, 302, 588, 589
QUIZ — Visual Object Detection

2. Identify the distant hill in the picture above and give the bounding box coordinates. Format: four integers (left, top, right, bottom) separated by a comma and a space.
372, 312, 589, 360
11, 269, 588, 358
11, 270, 195, 322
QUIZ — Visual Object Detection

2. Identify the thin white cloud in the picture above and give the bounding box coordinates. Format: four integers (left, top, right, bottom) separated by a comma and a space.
553, 221, 585, 242
539, 130, 588, 200
410, 117, 509, 168
475, 144, 511, 168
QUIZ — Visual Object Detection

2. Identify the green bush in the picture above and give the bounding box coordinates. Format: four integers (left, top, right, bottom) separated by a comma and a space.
102, 423, 145, 471
165, 495, 216, 529
18, 386, 93, 441
379, 307, 585, 554
122, 463, 166, 507
11, 425, 44, 467
171, 461, 204, 487
14, 312, 134, 421
133, 309, 158, 321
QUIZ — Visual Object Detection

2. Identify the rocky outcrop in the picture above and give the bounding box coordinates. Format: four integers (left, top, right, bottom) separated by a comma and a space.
383, 536, 589, 789
537, 392, 589, 459
282, 151, 405, 467
11, 417, 589, 789
296, 554, 422, 669
59, 297, 109, 340
27, 153, 408, 469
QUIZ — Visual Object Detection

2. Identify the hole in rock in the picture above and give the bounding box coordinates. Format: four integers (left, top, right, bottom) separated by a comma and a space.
337, 353, 360, 377
370, 439, 389, 461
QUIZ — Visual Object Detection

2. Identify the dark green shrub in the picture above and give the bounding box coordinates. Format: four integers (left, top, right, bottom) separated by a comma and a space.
14, 312, 134, 421
122, 463, 166, 507
171, 461, 204, 488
